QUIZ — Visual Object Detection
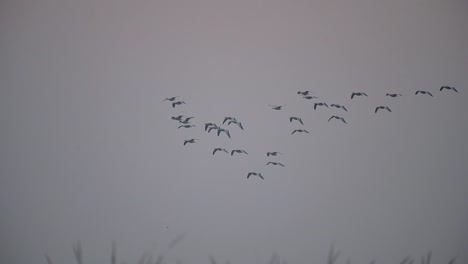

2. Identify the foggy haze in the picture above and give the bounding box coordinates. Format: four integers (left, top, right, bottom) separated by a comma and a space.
1, 1, 468, 264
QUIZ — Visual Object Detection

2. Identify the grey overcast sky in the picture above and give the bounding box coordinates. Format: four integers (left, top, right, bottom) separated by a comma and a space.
1, 0, 468, 264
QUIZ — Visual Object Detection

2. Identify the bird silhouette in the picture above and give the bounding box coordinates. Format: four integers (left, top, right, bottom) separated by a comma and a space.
266, 162, 285, 167
386, 93, 402, 97
183, 139, 198, 145
328, 116, 347, 124
163, 96, 179, 101
415, 91, 433, 97
269, 104, 286, 110
171, 115, 184, 121
289, 116, 303, 125
217, 128, 231, 138
178, 124, 195, 129
227, 119, 244, 130
223, 117, 236, 124
330, 104, 348, 111
292, 129, 309, 134
172, 101, 186, 108
297, 91, 310, 96
351, 92, 368, 99
247, 172, 264, 180
375, 106, 391, 113
204, 123, 217, 131
302, 95, 319, 99
178, 117, 194, 124
314, 102, 329, 110
231, 149, 248, 156
440, 86, 458, 93
213, 148, 229, 155
267, 152, 282, 156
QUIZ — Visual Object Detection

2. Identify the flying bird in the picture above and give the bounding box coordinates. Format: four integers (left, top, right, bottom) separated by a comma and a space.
351, 92, 368, 99
330, 104, 348, 111
217, 128, 231, 138
328, 116, 347, 124
267, 152, 282, 157
247, 172, 264, 180
172, 101, 186, 108
231, 149, 248, 156
289, 116, 303, 125
440, 86, 458, 93
386, 93, 402, 97
314, 102, 328, 110
171, 115, 184, 121
302, 95, 319, 99
297, 91, 310, 96
178, 117, 194, 124
415, 91, 433, 97
205, 123, 217, 131
375, 106, 391, 113
183, 139, 198, 145
292, 129, 309, 134
223, 117, 236, 124
178, 124, 195, 129
213, 148, 229, 155
163, 96, 179, 101
269, 104, 286, 110
227, 119, 244, 130
266, 162, 285, 167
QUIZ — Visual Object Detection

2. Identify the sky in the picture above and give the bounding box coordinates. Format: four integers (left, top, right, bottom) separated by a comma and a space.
1, 0, 468, 264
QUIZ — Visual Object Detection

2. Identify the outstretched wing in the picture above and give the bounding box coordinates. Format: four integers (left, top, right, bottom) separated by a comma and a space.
351, 93, 356, 99
292, 130, 297, 134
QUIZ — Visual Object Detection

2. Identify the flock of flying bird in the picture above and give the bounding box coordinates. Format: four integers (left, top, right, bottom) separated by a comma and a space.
163, 85, 458, 180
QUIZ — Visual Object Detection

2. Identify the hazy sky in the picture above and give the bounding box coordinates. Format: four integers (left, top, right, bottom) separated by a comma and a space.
1, 0, 468, 264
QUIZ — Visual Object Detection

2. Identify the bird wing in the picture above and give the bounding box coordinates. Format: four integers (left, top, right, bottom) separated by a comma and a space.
237, 122, 243, 130
375, 107, 379, 113
266, 162, 272, 165
453, 87, 458, 93
343, 106, 348, 111
267, 152, 271, 156
428, 92, 433, 96
292, 130, 297, 134
183, 141, 188, 145
172, 102, 177, 108
258, 174, 264, 179
223, 117, 230, 124
231, 150, 235, 156
299, 118, 303, 125
226, 130, 231, 138
304, 130, 309, 133
341, 118, 347, 124
243, 150, 248, 154
279, 163, 285, 167
351, 93, 356, 99
213, 149, 219, 155
328, 116, 334, 122
314, 103, 318, 110
415, 91, 420, 95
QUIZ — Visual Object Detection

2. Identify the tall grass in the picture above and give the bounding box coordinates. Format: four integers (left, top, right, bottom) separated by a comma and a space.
44, 242, 457, 264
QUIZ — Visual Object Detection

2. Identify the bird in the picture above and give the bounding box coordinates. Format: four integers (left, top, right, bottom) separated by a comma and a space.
183, 139, 198, 145
171, 115, 184, 121
314, 102, 328, 110
351, 92, 368, 99
289, 116, 303, 125
208, 125, 219, 133
375, 106, 391, 113
292, 129, 309, 134
204, 123, 217, 131
247, 172, 264, 180
227, 119, 244, 130
172, 101, 186, 108
386, 93, 402, 97
178, 117, 194, 124
267, 152, 282, 157
302, 95, 319, 99
266, 162, 285, 167
415, 91, 433, 97
217, 128, 231, 138
297, 91, 310, 96
163, 96, 179, 101
178, 124, 195, 129
269, 104, 286, 110
440, 86, 458, 93
330, 104, 348, 111
213, 148, 229, 155
223, 117, 236, 124
328, 116, 347, 124
231, 149, 248, 156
